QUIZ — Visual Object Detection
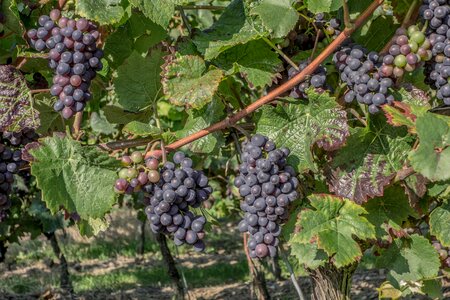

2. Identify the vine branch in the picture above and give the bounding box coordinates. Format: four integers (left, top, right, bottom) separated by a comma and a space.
145, 0, 385, 159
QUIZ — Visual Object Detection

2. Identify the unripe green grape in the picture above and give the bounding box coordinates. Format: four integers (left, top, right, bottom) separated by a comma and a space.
394, 55, 407, 68
121, 156, 132, 166
404, 63, 415, 72
410, 31, 425, 45
118, 168, 129, 179
325, 26, 335, 35
439, 249, 448, 260
408, 41, 418, 53
407, 25, 419, 36
126, 168, 138, 179
130, 151, 143, 164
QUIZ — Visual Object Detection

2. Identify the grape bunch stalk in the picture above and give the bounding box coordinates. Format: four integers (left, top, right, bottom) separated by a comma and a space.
421, 0, 450, 105
380, 25, 432, 78
0, 129, 39, 221
27, 9, 103, 119
114, 151, 212, 251
235, 134, 299, 258
334, 42, 395, 114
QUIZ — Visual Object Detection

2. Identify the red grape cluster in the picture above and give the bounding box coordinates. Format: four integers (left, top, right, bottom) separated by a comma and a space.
380, 25, 432, 78
432, 239, 450, 268
115, 151, 212, 251
288, 60, 328, 98
27, 9, 103, 119
0, 129, 39, 221
421, 0, 450, 105
235, 134, 299, 258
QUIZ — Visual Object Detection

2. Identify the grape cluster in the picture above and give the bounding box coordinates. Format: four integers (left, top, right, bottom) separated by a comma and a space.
432, 239, 450, 268
334, 43, 395, 114
421, 0, 450, 105
0, 129, 39, 221
288, 60, 327, 98
314, 13, 342, 38
235, 134, 299, 258
115, 151, 212, 251
27, 9, 103, 119
380, 25, 432, 78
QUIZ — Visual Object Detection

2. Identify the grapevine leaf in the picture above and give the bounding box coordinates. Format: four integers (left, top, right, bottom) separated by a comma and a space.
255, 91, 349, 173
103, 27, 134, 69
291, 194, 375, 268
176, 98, 225, 153
122, 121, 161, 137
0, 65, 40, 132
306, 0, 342, 13
162, 55, 224, 109
193, 0, 262, 60
353, 13, 396, 52
290, 242, 328, 269
103, 106, 152, 125
90, 112, 117, 135
375, 235, 440, 288
363, 186, 415, 238
78, 217, 110, 236
29, 135, 120, 221
329, 115, 412, 204
2, 0, 25, 35
114, 50, 164, 112
428, 180, 450, 199
409, 113, 450, 181
214, 40, 283, 88
33, 94, 63, 135
429, 201, 450, 247
76, 0, 126, 25
250, 0, 299, 38
129, 0, 177, 28
382, 102, 418, 133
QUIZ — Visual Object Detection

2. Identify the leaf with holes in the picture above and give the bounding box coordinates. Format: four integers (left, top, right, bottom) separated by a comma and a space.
329, 115, 412, 204
429, 201, 450, 247
255, 90, 349, 173
193, 0, 262, 60
375, 235, 440, 288
29, 135, 120, 221
409, 113, 450, 182
0, 65, 40, 132
162, 55, 224, 109
76, 0, 126, 25
291, 194, 375, 268
250, 0, 299, 38
176, 98, 225, 153
214, 40, 282, 89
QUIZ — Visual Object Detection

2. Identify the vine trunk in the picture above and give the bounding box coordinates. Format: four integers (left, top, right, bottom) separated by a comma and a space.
310, 264, 356, 300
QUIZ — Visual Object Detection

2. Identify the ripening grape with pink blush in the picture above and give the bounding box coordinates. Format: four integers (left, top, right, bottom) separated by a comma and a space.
26, 9, 104, 119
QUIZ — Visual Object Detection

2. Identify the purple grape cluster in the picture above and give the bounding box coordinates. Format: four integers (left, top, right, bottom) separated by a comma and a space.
421, 0, 450, 105
235, 134, 299, 258
0, 129, 39, 221
114, 151, 212, 251
380, 25, 432, 78
432, 239, 450, 268
288, 60, 327, 98
334, 42, 395, 114
27, 9, 103, 119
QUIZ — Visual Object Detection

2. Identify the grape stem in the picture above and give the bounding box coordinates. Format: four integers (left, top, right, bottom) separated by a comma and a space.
72, 112, 83, 139
30, 88, 50, 94
144, 0, 385, 159
380, 0, 420, 54
262, 37, 299, 71
58, 0, 67, 10
342, 0, 353, 29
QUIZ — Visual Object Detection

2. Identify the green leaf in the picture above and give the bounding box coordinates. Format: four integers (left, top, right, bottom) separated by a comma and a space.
376, 235, 440, 288
429, 201, 450, 247
162, 55, 224, 109
255, 91, 349, 173
176, 98, 225, 153
353, 14, 397, 52
193, 0, 262, 60
364, 186, 415, 238
0, 65, 40, 132
114, 50, 164, 112
290, 242, 328, 269
2, 0, 25, 34
306, 0, 342, 13
129, 0, 177, 28
251, 0, 299, 38
214, 40, 282, 88
76, 0, 126, 25
28, 200, 65, 233
330, 115, 412, 204
409, 113, 450, 182
33, 94, 64, 135
90, 112, 117, 135
29, 135, 120, 221
122, 121, 161, 137
103, 26, 134, 69
292, 194, 375, 268
103, 105, 152, 125
78, 217, 110, 236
